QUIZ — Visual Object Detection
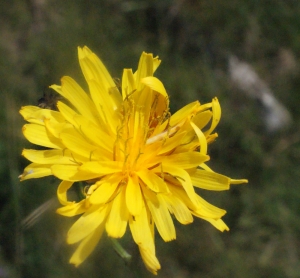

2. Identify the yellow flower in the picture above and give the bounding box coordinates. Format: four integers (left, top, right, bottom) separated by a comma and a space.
19, 47, 247, 275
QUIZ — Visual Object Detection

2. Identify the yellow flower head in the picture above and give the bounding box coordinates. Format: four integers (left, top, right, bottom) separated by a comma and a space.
20, 47, 247, 275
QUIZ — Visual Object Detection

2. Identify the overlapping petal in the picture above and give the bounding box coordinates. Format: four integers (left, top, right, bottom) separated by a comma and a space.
22, 124, 64, 149
69, 221, 106, 267
67, 204, 110, 244
50, 76, 99, 125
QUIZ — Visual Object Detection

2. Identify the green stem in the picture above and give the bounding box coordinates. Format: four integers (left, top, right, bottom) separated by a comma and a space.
110, 238, 132, 264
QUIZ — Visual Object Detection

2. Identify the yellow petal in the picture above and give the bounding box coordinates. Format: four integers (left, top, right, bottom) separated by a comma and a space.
20, 106, 65, 125
56, 200, 87, 217
79, 161, 123, 175
206, 133, 218, 144
57, 180, 74, 205
152, 55, 161, 73
169, 101, 200, 127
69, 221, 105, 267
151, 90, 169, 119
158, 131, 187, 155
135, 52, 154, 91
56, 101, 79, 128
72, 114, 114, 153
141, 76, 168, 99
200, 217, 229, 232
51, 165, 101, 181
193, 194, 226, 218
162, 194, 193, 225
138, 244, 161, 275
170, 183, 225, 219
19, 163, 52, 180
204, 97, 221, 136
192, 110, 212, 130
78, 46, 122, 111
87, 79, 120, 132
199, 163, 213, 172
168, 184, 198, 211
22, 149, 80, 165
146, 194, 176, 242
133, 86, 152, 125
190, 169, 230, 191
22, 124, 63, 149
44, 117, 72, 139
162, 166, 198, 205
20, 106, 42, 123
162, 152, 209, 169
122, 68, 136, 100
105, 186, 129, 238
51, 76, 99, 125
172, 134, 199, 154
78, 46, 115, 90
59, 130, 105, 160
137, 170, 169, 193
89, 175, 120, 204
140, 142, 164, 165
230, 179, 248, 184
190, 122, 207, 155
129, 203, 152, 245
126, 175, 143, 216
67, 204, 109, 244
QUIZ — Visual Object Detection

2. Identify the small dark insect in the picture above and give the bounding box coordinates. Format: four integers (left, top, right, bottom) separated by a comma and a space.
38, 90, 63, 110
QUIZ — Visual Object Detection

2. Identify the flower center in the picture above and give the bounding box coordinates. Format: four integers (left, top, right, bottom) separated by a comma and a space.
114, 100, 148, 177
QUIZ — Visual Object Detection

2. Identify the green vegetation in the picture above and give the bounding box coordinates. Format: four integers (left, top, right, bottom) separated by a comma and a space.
1, 0, 300, 277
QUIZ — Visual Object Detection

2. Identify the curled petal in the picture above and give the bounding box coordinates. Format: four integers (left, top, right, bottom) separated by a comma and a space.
190, 122, 207, 155
204, 97, 221, 136
141, 76, 168, 99
56, 200, 87, 217
192, 110, 212, 130
57, 180, 74, 205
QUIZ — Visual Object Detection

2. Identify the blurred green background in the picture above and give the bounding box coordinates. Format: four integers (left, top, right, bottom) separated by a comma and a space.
1, 0, 300, 277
